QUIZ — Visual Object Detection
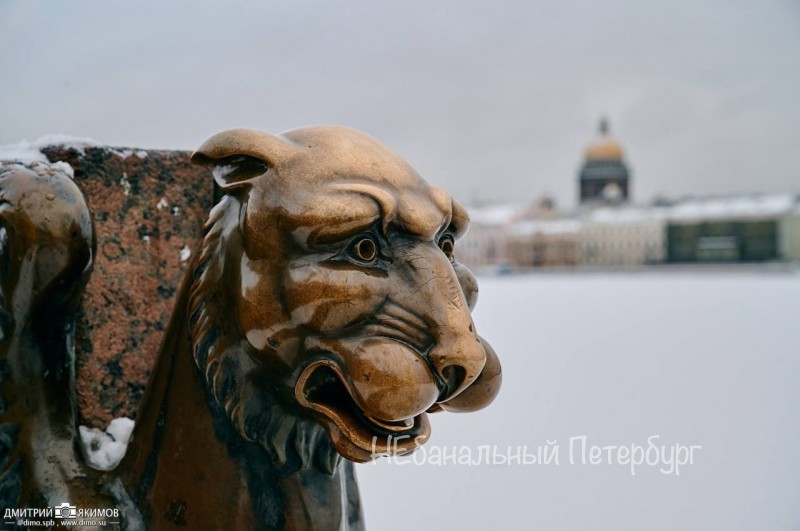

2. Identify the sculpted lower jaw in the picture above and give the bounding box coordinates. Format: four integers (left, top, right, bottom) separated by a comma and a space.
295, 359, 430, 462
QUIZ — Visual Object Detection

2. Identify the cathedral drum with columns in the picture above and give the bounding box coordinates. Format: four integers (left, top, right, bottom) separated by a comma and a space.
579, 118, 630, 205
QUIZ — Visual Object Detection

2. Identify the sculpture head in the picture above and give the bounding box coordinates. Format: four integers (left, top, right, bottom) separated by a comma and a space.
0, 163, 98, 513
189, 126, 501, 466
0, 162, 94, 349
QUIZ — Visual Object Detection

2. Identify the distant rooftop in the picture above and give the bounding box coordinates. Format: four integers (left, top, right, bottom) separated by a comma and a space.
468, 193, 799, 230
467, 203, 528, 226
510, 219, 582, 236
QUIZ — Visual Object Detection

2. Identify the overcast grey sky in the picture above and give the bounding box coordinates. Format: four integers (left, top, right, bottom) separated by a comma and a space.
1, 0, 798, 207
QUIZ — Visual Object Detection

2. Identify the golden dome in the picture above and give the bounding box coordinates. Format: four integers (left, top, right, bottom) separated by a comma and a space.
585, 141, 623, 161
584, 117, 624, 161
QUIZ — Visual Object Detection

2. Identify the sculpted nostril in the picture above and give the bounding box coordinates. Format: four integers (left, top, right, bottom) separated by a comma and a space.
439, 365, 467, 401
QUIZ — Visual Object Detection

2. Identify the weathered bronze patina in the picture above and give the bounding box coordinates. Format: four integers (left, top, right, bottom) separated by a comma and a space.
0, 127, 502, 530
0, 162, 116, 515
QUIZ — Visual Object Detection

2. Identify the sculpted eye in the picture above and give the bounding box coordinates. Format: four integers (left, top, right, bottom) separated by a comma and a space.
438, 234, 455, 262
347, 236, 379, 264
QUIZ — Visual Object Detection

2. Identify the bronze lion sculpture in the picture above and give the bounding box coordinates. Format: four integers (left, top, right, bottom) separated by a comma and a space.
0, 126, 502, 530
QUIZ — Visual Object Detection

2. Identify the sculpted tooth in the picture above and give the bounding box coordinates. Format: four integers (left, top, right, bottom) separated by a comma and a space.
364, 414, 413, 432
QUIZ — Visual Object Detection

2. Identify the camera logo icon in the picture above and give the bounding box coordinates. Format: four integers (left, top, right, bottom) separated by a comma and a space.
54, 503, 77, 519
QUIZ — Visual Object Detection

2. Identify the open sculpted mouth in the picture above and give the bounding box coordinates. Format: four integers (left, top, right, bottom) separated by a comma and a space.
295, 359, 431, 462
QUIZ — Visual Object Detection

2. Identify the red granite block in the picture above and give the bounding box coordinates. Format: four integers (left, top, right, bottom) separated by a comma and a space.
42, 146, 212, 427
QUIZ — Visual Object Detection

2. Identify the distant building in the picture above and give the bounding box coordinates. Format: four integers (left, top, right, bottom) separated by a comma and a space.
456, 203, 525, 268
508, 219, 581, 267
579, 118, 631, 205
460, 195, 800, 269
457, 116, 800, 269
581, 195, 798, 266
780, 206, 800, 262
664, 195, 795, 263
579, 207, 665, 266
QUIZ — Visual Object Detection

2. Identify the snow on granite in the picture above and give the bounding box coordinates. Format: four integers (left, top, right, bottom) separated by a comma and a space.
119, 173, 132, 196
50, 161, 75, 178
0, 141, 48, 163
0, 134, 150, 169
79, 417, 135, 471
109, 148, 149, 159
0, 134, 104, 178
0, 158, 75, 180
0, 134, 102, 163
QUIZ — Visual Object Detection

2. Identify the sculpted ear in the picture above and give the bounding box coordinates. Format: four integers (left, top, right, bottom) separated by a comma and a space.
191, 128, 298, 190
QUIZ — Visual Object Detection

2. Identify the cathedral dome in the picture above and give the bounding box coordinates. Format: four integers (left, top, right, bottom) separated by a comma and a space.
578, 117, 631, 205
584, 117, 624, 161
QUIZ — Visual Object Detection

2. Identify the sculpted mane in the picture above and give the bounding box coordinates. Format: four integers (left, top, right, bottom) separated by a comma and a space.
186, 193, 339, 474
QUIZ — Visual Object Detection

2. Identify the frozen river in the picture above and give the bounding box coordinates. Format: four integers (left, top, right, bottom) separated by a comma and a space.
357, 271, 800, 530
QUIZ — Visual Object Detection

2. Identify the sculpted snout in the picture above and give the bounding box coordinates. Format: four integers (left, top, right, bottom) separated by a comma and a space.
300, 245, 488, 426
399, 244, 487, 402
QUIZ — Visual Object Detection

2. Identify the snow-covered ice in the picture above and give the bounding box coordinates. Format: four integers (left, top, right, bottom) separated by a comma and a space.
357, 270, 800, 530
